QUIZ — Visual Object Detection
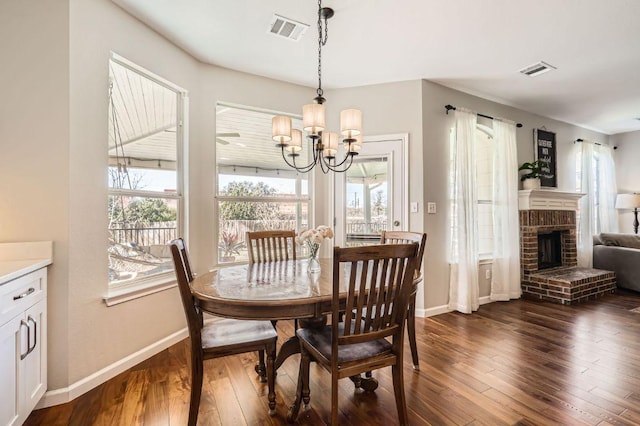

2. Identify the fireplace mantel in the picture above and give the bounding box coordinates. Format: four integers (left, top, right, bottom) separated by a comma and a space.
518, 189, 585, 211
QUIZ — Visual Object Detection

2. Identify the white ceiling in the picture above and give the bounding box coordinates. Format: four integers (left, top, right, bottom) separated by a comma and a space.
112, 0, 640, 135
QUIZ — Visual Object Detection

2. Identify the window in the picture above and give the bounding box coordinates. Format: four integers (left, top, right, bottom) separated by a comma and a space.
476, 126, 494, 257
449, 125, 494, 258
107, 55, 186, 287
215, 104, 311, 264
576, 147, 602, 232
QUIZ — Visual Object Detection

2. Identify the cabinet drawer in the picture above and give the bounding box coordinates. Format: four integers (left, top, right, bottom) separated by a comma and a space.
0, 268, 46, 326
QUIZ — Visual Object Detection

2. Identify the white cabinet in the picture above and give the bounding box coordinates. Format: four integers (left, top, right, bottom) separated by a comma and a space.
0, 267, 47, 426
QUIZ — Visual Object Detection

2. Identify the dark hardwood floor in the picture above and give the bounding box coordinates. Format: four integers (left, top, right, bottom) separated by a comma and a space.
26, 291, 640, 425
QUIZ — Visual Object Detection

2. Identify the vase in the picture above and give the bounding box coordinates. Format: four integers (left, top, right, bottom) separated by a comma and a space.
307, 243, 321, 273
308, 256, 321, 274
523, 177, 541, 190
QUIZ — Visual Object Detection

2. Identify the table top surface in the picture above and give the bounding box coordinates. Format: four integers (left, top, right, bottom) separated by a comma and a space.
191, 258, 341, 307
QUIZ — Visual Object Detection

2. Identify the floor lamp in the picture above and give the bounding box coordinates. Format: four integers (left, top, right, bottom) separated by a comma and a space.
615, 193, 640, 234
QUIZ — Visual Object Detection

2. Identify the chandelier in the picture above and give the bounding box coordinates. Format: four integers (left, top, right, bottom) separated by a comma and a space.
271, 0, 362, 174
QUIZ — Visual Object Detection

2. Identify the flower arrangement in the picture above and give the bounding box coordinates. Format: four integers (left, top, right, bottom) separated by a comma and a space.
296, 225, 334, 271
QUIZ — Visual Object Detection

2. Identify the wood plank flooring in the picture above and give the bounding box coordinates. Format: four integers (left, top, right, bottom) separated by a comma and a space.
26, 291, 640, 425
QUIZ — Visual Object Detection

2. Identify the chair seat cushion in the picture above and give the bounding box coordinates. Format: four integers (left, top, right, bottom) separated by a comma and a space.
296, 324, 392, 364
202, 318, 277, 350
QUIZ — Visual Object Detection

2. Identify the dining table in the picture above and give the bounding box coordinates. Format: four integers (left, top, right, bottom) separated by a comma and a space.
190, 257, 380, 391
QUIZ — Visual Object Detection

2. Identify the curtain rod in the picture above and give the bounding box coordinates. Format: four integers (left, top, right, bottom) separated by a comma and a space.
574, 138, 617, 149
444, 104, 523, 128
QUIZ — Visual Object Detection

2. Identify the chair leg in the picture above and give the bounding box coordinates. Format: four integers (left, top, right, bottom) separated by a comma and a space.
287, 347, 310, 423
407, 294, 419, 370
188, 351, 204, 426
301, 349, 311, 407
266, 342, 276, 416
331, 374, 339, 425
392, 363, 408, 426
256, 350, 267, 382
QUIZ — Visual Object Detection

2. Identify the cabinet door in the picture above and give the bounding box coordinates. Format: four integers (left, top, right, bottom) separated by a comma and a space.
0, 315, 22, 426
22, 299, 47, 418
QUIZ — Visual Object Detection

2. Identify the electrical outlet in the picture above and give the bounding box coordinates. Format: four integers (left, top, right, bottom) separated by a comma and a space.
427, 202, 436, 214
485, 269, 491, 279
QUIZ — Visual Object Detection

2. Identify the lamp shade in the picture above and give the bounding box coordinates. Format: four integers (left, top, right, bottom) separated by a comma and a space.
272, 116, 292, 144
322, 131, 338, 157
285, 129, 303, 154
340, 108, 362, 138
615, 193, 640, 209
344, 133, 362, 150
303, 103, 325, 134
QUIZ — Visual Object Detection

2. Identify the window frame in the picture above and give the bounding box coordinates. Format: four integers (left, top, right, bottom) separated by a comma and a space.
476, 124, 495, 259
105, 53, 188, 300
214, 102, 313, 265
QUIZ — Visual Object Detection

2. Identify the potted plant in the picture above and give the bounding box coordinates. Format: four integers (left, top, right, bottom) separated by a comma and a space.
519, 160, 543, 190
218, 231, 245, 262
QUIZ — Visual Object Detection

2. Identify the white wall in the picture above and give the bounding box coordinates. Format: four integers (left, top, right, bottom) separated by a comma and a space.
612, 130, 640, 234
0, 0, 71, 388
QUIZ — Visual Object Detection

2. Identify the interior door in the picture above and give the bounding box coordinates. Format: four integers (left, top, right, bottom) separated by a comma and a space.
334, 135, 408, 247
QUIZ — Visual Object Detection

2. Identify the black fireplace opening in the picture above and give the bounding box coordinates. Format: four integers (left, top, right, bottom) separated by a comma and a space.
538, 231, 562, 270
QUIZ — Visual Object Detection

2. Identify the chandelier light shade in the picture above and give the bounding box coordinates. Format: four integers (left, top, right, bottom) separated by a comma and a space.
615, 193, 640, 234
322, 132, 339, 157
286, 129, 304, 154
271, 0, 362, 174
340, 109, 362, 138
302, 103, 326, 135
344, 134, 362, 152
272, 116, 292, 144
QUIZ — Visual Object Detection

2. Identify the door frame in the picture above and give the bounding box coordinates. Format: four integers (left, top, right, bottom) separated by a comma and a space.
333, 133, 409, 247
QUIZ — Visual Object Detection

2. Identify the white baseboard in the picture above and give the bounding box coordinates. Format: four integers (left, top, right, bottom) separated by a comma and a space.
479, 295, 493, 305
36, 327, 188, 409
416, 296, 494, 318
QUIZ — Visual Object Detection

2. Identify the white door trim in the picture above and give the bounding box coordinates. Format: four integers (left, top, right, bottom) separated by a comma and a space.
334, 133, 409, 246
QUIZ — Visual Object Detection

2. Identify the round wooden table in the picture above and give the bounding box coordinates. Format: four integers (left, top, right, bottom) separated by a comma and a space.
191, 258, 337, 323
190, 258, 379, 390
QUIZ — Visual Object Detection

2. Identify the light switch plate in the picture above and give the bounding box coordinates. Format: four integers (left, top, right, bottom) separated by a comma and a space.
427, 202, 436, 214
410, 202, 419, 213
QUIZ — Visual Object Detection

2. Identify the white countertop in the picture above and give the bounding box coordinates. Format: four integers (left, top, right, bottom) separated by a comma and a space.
0, 242, 53, 286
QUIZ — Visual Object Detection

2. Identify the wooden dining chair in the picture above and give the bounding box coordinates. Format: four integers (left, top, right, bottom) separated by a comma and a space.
246, 230, 296, 264
380, 230, 427, 370
169, 238, 278, 425
287, 243, 418, 425
246, 229, 298, 371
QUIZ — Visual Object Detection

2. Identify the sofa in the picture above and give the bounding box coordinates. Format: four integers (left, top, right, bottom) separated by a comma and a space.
593, 233, 640, 292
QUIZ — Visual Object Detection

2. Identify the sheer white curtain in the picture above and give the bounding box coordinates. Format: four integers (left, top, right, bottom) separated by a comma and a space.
448, 109, 479, 313
577, 142, 619, 267
490, 119, 521, 301
596, 145, 619, 233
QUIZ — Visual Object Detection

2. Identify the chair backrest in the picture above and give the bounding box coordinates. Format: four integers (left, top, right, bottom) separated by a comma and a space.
380, 231, 427, 275
246, 230, 296, 264
332, 243, 418, 350
169, 238, 202, 345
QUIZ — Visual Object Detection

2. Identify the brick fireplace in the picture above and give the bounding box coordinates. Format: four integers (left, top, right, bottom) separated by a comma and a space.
519, 189, 616, 304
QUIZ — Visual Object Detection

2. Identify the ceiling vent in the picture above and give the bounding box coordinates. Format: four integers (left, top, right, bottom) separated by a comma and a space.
268, 14, 309, 41
519, 61, 557, 77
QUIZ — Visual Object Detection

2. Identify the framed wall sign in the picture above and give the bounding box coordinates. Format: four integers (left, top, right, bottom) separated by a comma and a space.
534, 129, 557, 188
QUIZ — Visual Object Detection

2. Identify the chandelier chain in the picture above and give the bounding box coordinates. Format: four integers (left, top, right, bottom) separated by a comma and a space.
316, 0, 329, 99
272, 1, 360, 174
317, 0, 322, 97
